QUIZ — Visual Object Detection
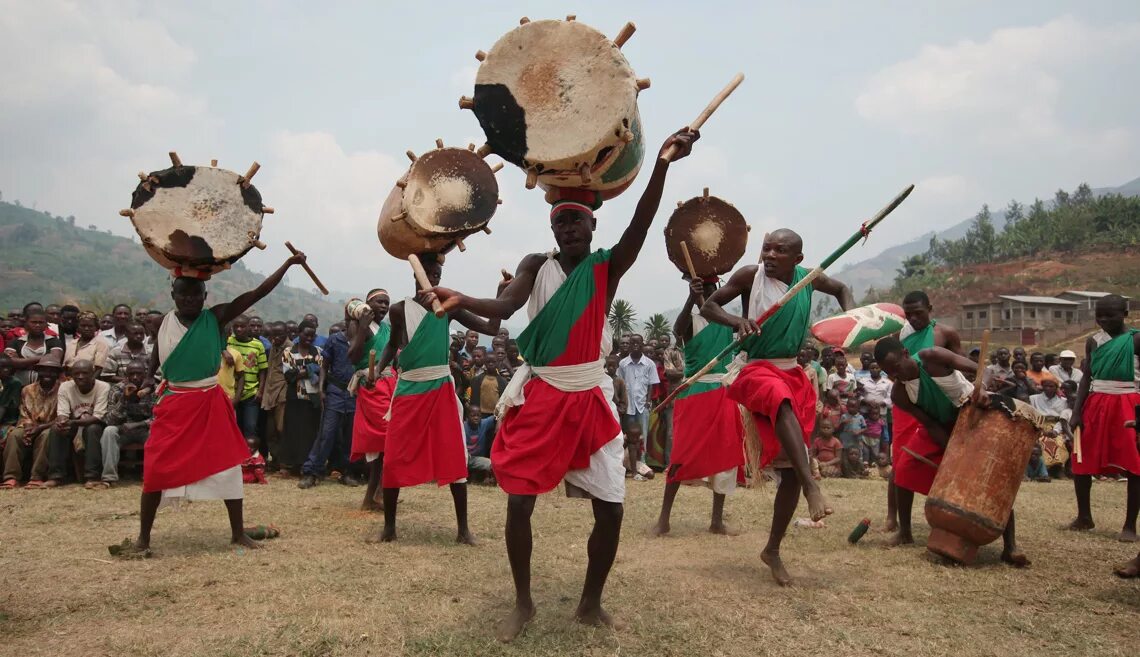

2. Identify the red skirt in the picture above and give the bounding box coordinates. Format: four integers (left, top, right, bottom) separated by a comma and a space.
382, 380, 468, 488
350, 375, 395, 461
727, 361, 816, 469
668, 385, 744, 483
1072, 391, 1140, 476
492, 378, 620, 496
143, 384, 249, 493
891, 406, 942, 496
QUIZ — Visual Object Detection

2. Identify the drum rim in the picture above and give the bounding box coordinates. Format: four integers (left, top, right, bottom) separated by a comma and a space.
664, 195, 749, 277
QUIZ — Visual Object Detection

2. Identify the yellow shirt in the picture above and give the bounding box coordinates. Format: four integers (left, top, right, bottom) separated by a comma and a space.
217, 347, 246, 400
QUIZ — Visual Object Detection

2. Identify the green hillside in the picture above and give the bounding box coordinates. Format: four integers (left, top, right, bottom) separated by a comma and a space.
0, 200, 346, 324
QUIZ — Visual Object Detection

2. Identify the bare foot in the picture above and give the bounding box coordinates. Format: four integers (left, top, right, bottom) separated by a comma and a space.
1067, 516, 1095, 531
879, 518, 899, 533
1114, 555, 1140, 578
803, 485, 833, 522
457, 530, 479, 546
379, 525, 396, 543
1001, 548, 1031, 568
361, 499, 383, 513
649, 520, 670, 537
575, 603, 625, 630
760, 549, 793, 587
496, 603, 536, 643
884, 531, 915, 547
233, 533, 263, 550
1117, 529, 1139, 543
708, 522, 740, 536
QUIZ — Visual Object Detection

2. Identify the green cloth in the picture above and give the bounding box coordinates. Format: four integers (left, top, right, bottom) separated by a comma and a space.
517, 249, 611, 367
226, 335, 268, 400
914, 359, 958, 425
677, 320, 736, 401
902, 322, 935, 361
354, 322, 391, 371
164, 311, 224, 384
394, 308, 450, 397
1091, 329, 1138, 382
740, 265, 813, 359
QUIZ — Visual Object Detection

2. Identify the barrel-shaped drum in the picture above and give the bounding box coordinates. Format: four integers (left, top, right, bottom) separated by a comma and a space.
924, 402, 1041, 564
129, 165, 268, 276
663, 192, 749, 278
378, 146, 499, 260
467, 18, 647, 197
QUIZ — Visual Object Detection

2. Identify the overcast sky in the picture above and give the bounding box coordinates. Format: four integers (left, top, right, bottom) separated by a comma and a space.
3, 1, 1138, 317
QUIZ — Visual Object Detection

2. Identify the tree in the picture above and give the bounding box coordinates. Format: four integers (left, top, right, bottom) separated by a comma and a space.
1072, 183, 1094, 206
643, 313, 671, 340
608, 299, 637, 340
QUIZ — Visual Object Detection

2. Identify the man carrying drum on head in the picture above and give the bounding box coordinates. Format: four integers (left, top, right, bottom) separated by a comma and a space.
369, 254, 499, 546
432, 129, 699, 642
701, 229, 848, 586
347, 288, 394, 513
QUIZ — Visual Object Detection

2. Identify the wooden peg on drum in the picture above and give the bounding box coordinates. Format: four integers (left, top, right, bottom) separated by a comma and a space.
613, 21, 636, 48
660, 73, 745, 163
239, 161, 260, 189
169, 151, 183, 168
261, 206, 275, 214
408, 254, 445, 318
285, 241, 330, 295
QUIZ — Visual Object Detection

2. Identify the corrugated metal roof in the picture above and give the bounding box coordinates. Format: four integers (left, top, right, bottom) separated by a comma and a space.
1063, 290, 1131, 299
998, 295, 1079, 305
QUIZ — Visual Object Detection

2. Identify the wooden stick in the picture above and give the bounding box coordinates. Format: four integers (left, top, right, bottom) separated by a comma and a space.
660, 73, 745, 162
972, 329, 991, 400
408, 254, 444, 317
368, 349, 376, 381
614, 22, 636, 48
284, 241, 330, 295
902, 446, 939, 470
169, 151, 182, 167
241, 162, 260, 188
1073, 427, 1083, 464
679, 242, 704, 305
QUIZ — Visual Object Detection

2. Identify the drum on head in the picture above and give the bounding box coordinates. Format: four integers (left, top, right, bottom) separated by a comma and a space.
378, 143, 499, 260
462, 17, 649, 197
663, 189, 749, 278
124, 157, 271, 277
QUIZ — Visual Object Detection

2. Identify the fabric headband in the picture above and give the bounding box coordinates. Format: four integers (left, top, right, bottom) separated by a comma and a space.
367, 289, 389, 301
550, 200, 594, 219
172, 266, 212, 281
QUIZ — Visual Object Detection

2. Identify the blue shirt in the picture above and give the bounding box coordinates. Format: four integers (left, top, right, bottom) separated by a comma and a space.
321, 332, 357, 412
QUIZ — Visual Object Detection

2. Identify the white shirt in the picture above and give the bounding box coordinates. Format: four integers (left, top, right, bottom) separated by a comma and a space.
56, 379, 111, 421
617, 354, 660, 415
100, 328, 128, 350
861, 375, 894, 409
1048, 364, 1083, 385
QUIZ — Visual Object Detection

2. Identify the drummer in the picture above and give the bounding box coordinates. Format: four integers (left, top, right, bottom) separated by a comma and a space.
432, 129, 698, 641
650, 276, 743, 537
370, 254, 498, 545
347, 289, 394, 512
874, 336, 1029, 566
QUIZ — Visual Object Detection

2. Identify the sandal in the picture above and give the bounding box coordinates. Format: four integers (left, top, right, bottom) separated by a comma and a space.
0, 479, 18, 490
24, 480, 45, 489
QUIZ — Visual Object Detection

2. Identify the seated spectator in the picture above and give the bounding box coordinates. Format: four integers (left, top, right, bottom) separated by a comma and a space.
102, 322, 150, 383
8, 303, 59, 340
143, 310, 164, 353
862, 404, 885, 463
57, 305, 80, 354
996, 360, 1037, 402
811, 419, 843, 478
983, 347, 1014, 389
1025, 352, 1057, 388
99, 360, 154, 486
1030, 379, 1070, 478
46, 360, 110, 488
0, 355, 23, 433
463, 405, 493, 483
1024, 444, 1051, 483
841, 446, 868, 478
99, 314, 114, 332
1049, 349, 1083, 385
4, 309, 64, 385
242, 436, 268, 484
1, 357, 62, 488
875, 452, 893, 479
100, 304, 132, 349
838, 397, 866, 450
64, 311, 109, 377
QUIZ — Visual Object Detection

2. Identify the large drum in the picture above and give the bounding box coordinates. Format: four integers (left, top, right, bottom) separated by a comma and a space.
461, 17, 649, 197
924, 401, 1044, 564
663, 189, 749, 278
123, 156, 271, 277
378, 143, 499, 260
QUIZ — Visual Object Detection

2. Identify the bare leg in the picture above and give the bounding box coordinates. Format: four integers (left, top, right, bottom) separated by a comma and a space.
136, 490, 162, 551
1119, 474, 1139, 542
1069, 474, 1095, 530
882, 478, 899, 532
1000, 510, 1029, 567
371, 487, 399, 542
225, 499, 261, 549
575, 499, 625, 629
498, 494, 537, 643
886, 486, 915, 546
361, 458, 383, 512
709, 492, 738, 535
1115, 552, 1140, 577
450, 482, 477, 545
650, 480, 680, 536
760, 470, 799, 586
773, 402, 832, 521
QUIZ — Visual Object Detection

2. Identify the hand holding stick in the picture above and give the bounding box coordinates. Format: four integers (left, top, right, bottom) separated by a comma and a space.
408, 254, 445, 317
284, 242, 329, 295
679, 242, 704, 305
660, 73, 745, 162
367, 349, 376, 381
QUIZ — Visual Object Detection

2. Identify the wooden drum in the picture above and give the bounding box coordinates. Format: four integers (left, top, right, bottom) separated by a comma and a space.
377, 143, 499, 260
461, 17, 649, 197
924, 401, 1043, 564
122, 156, 271, 277
663, 189, 749, 278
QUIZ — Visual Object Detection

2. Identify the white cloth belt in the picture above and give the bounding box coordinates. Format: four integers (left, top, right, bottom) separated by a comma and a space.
747, 356, 799, 370
496, 358, 606, 420
384, 365, 452, 421
1091, 380, 1138, 394
697, 373, 725, 385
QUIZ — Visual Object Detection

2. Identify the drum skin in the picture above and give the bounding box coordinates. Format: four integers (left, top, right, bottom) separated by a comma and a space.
924, 404, 1037, 564
129, 165, 266, 274
378, 147, 498, 260
471, 18, 645, 195
663, 194, 748, 278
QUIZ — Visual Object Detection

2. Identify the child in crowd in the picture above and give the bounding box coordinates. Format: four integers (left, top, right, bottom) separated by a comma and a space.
875, 452, 893, 480
463, 405, 493, 483
241, 435, 267, 485
838, 397, 866, 451
862, 404, 884, 464
842, 446, 868, 478
811, 419, 843, 478
820, 389, 843, 437
623, 419, 652, 481
1024, 443, 1051, 483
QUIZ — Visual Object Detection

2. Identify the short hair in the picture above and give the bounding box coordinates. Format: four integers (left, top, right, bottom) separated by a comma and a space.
873, 336, 905, 364
147, 309, 163, 317
1030, 351, 1043, 358
474, 345, 487, 354
233, 314, 250, 324
298, 319, 317, 331
113, 304, 132, 313
21, 302, 43, 316
902, 291, 931, 307
1097, 294, 1128, 311
172, 277, 206, 295
630, 333, 645, 341
125, 358, 149, 372
127, 322, 146, 332
60, 304, 80, 314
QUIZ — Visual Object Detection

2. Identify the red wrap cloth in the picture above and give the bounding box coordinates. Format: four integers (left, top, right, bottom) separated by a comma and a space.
726, 361, 815, 470
1073, 391, 1140, 476
143, 384, 249, 493
350, 373, 396, 461
668, 385, 744, 483
891, 406, 942, 496
381, 380, 468, 488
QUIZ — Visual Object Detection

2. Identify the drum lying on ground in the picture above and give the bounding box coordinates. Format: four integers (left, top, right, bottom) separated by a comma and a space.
663, 191, 749, 278
464, 17, 648, 196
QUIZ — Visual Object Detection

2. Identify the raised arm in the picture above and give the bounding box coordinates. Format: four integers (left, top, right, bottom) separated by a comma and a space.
673, 279, 705, 345
702, 265, 760, 335
453, 309, 501, 337
609, 130, 699, 289
346, 307, 374, 365
374, 302, 404, 375
812, 271, 856, 312
213, 252, 306, 327
434, 254, 544, 320
920, 346, 979, 378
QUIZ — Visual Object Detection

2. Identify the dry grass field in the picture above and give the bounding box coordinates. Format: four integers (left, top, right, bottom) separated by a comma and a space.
1, 473, 1136, 657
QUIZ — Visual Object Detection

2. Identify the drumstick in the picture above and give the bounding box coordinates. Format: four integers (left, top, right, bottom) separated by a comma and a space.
1073, 427, 1083, 464
368, 349, 376, 381
679, 242, 704, 305
902, 446, 940, 470
972, 329, 991, 401
284, 241, 330, 295
408, 254, 445, 318
660, 73, 745, 162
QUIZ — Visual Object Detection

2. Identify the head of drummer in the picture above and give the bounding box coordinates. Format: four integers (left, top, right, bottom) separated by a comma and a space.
416, 253, 444, 288
171, 276, 208, 319
902, 290, 933, 332
873, 336, 918, 381
549, 190, 602, 259
761, 229, 804, 283
366, 288, 390, 322
1094, 294, 1128, 335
